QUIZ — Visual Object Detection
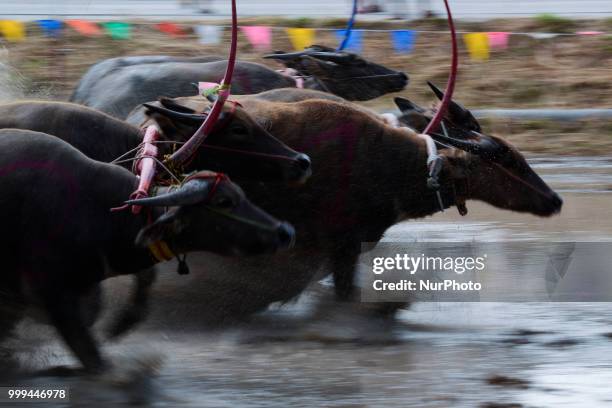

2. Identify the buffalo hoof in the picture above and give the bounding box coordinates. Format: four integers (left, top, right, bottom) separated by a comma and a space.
96, 352, 163, 387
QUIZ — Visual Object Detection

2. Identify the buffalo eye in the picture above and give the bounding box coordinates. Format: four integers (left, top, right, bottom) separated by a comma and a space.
230, 124, 249, 138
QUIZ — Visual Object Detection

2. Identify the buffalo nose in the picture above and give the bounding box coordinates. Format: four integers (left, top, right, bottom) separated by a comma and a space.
296, 153, 311, 172
552, 192, 563, 210
399, 72, 408, 81
277, 222, 296, 249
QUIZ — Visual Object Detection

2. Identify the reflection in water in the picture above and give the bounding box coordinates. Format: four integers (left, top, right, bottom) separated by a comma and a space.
2, 157, 612, 407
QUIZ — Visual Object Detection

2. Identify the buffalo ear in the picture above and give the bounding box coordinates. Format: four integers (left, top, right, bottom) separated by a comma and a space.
144, 107, 181, 140
398, 111, 430, 133
135, 211, 184, 247
394, 97, 423, 113
159, 97, 197, 114
143, 102, 202, 140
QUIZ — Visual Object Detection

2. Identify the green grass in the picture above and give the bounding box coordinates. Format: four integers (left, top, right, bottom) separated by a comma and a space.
533, 14, 576, 33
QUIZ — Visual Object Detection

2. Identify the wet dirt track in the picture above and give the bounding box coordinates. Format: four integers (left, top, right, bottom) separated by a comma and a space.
2, 156, 612, 407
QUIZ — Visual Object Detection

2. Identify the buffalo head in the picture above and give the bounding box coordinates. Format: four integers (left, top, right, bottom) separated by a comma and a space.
439, 132, 562, 217
128, 171, 295, 256
143, 97, 311, 183
397, 82, 561, 217
264, 45, 408, 101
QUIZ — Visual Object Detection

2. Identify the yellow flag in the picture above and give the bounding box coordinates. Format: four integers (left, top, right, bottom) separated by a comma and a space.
0, 20, 25, 42
463, 33, 489, 61
286, 28, 315, 51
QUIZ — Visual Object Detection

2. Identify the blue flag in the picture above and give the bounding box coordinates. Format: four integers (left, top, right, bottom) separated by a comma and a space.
37, 19, 63, 37
392, 30, 417, 54
335, 29, 362, 53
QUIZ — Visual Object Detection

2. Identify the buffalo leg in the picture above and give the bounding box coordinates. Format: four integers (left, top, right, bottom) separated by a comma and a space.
79, 284, 102, 328
0, 299, 23, 342
106, 268, 156, 338
41, 288, 106, 373
331, 245, 361, 301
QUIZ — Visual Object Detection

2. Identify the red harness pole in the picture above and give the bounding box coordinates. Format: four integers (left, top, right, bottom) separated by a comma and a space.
168, 0, 238, 166
423, 0, 457, 136
130, 125, 161, 214
420, 0, 458, 213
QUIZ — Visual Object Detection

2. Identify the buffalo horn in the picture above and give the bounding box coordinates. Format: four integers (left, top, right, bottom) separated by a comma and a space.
264, 50, 352, 63
143, 103, 206, 123
125, 178, 211, 207
427, 81, 472, 118
263, 51, 307, 60
430, 130, 502, 157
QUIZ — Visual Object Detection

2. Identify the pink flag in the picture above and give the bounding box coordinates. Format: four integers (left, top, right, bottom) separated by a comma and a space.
576, 31, 604, 36
241, 26, 272, 51
487, 32, 509, 49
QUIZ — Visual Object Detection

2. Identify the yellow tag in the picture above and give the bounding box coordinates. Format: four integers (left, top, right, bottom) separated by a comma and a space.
148, 240, 174, 263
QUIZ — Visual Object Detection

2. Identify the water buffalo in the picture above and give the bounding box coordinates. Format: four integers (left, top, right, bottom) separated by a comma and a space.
0, 100, 311, 183
0, 129, 294, 373
125, 95, 562, 321
0, 100, 309, 336
69, 45, 408, 119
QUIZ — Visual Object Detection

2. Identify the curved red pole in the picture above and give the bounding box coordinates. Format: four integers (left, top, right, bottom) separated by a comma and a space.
168, 0, 238, 165
423, 0, 457, 136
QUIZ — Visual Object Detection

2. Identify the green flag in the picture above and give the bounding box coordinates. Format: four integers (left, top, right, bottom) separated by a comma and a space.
102, 22, 131, 40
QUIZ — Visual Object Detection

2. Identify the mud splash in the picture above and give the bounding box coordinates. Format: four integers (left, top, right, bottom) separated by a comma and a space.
2, 156, 612, 407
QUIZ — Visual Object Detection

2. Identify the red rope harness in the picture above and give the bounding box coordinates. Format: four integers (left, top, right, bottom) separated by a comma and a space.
112, 0, 237, 215
183, 171, 227, 202
111, 125, 161, 213
167, 0, 238, 166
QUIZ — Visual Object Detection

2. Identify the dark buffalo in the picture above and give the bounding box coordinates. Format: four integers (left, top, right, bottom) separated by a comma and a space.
0, 100, 309, 335
0, 129, 294, 372
124, 95, 562, 321
70, 45, 408, 118
0, 100, 310, 183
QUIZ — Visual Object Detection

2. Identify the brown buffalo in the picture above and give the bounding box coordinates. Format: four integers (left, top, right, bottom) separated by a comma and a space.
125, 95, 561, 323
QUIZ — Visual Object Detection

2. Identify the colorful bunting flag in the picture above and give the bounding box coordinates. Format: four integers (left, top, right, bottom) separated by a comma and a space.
487, 32, 509, 49
286, 28, 315, 51
335, 29, 362, 53
0, 20, 25, 42
463, 32, 490, 61
37, 19, 63, 38
391, 30, 417, 54
194, 25, 222, 45
241, 26, 272, 51
102, 22, 131, 40
66, 20, 102, 36
156, 22, 185, 37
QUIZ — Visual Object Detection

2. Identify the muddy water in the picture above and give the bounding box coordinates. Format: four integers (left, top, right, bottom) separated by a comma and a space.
3, 157, 612, 407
